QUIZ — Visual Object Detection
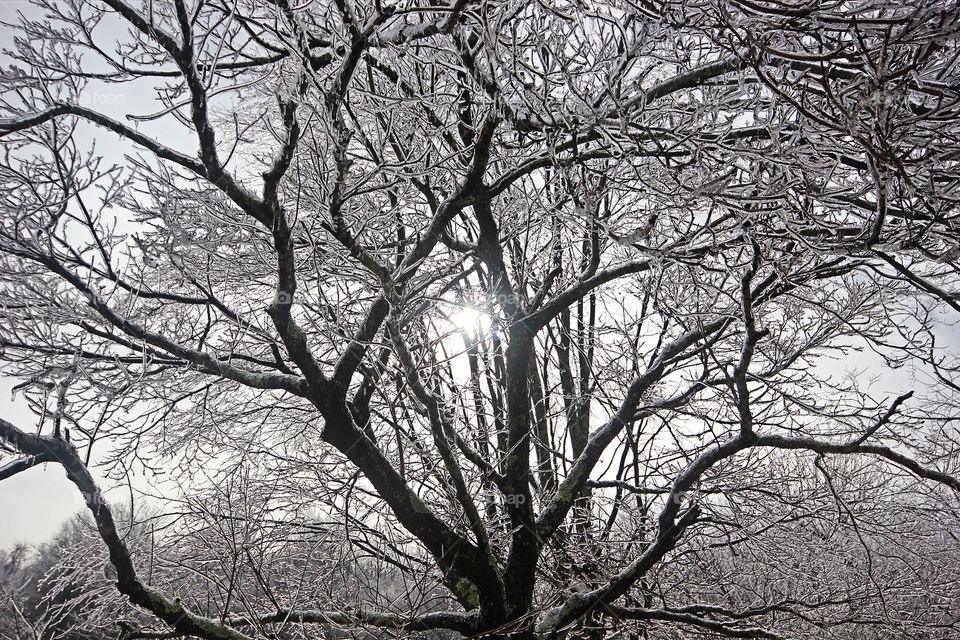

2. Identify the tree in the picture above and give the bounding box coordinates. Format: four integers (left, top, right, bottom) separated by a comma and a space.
0, 509, 145, 640
1, 0, 959, 637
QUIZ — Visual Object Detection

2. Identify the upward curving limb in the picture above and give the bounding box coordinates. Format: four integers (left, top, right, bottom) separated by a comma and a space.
752, 434, 960, 493
535, 387, 959, 637
535, 316, 732, 541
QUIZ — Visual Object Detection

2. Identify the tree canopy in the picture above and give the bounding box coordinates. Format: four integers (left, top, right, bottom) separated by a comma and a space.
1, 0, 960, 638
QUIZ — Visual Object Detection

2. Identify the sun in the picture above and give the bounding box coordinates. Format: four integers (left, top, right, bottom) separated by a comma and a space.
449, 306, 491, 333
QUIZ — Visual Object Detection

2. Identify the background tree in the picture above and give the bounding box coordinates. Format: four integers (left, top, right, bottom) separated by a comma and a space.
1, 0, 960, 638
1, 510, 142, 640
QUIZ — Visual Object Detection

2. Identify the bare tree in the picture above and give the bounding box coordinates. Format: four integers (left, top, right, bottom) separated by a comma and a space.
1, 0, 960, 638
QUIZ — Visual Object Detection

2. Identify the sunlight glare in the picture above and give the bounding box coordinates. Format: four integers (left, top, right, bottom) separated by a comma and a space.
450, 306, 491, 333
